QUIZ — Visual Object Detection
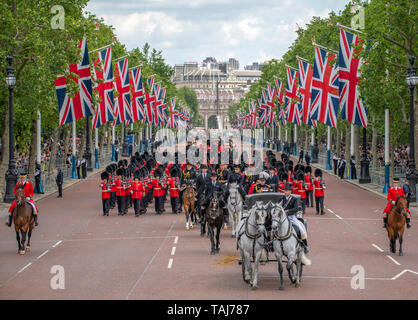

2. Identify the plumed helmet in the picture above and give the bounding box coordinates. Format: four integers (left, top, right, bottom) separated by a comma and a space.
287, 160, 294, 167
101, 171, 109, 180
305, 166, 312, 174
315, 168, 322, 177
259, 171, 269, 181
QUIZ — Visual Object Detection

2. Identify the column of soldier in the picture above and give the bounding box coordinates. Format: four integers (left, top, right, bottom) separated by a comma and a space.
98, 142, 327, 218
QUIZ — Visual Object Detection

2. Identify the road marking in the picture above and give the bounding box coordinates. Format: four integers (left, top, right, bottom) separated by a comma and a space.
171, 247, 176, 255
327, 209, 335, 214
174, 236, 178, 244
334, 214, 343, 220
37, 250, 49, 259
18, 263, 32, 273
386, 255, 401, 266
52, 240, 62, 248
391, 269, 418, 280
168, 258, 173, 269
372, 244, 384, 253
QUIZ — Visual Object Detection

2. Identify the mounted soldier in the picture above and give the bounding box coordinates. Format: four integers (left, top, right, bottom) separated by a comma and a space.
5, 171, 39, 227
383, 177, 411, 229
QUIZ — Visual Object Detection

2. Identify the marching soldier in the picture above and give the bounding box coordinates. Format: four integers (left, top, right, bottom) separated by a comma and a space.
313, 168, 326, 215
278, 171, 288, 193
168, 166, 181, 214
304, 166, 314, 208
129, 170, 144, 217
100, 171, 111, 216
115, 168, 127, 216
5, 171, 39, 227
382, 177, 411, 228
292, 170, 307, 214
152, 166, 166, 214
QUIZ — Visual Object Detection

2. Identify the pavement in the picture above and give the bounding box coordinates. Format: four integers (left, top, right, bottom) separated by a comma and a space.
0, 148, 417, 300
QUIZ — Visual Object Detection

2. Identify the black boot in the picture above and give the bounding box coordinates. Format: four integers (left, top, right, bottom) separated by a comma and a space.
383, 217, 387, 228
33, 215, 38, 227
302, 239, 310, 254
406, 218, 411, 229
5, 214, 12, 227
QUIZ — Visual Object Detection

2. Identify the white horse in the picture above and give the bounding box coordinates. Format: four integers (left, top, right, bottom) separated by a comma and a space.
236, 201, 269, 290
227, 182, 243, 238
270, 202, 310, 290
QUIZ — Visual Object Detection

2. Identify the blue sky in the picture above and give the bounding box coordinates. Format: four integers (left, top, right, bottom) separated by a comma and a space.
85, 0, 350, 67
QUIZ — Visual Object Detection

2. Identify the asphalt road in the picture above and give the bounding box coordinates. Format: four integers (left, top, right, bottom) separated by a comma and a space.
0, 156, 417, 300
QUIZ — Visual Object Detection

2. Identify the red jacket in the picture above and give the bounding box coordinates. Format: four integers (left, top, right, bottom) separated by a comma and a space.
100, 182, 111, 199
278, 182, 286, 193
129, 181, 143, 199
167, 177, 179, 197
115, 179, 126, 197
313, 178, 326, 197
304, 175, 314, 191
14, 181, 34, 198
152, 179, 165, 197
293, 181, 306, 199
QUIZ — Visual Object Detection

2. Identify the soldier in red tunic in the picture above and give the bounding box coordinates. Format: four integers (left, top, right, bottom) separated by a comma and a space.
313, 168, 326, 215
304, 166, 314, 208
167, 165, 181, 213
129, 170, 144, 217
152, 166, 166, 214
383, 177, 411, 228
100, 172, 111, 216
115, 168, 127, 215
293, 170, 307, 214
6, 171, 39, 227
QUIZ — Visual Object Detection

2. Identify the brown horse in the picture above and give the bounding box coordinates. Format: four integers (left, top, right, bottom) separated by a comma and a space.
182, 184, 197, 230
386, 195, 407, 256
13, 186, 35, 255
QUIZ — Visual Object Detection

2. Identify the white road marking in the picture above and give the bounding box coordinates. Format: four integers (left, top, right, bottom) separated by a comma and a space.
372, 244, 384, 253
174, 236, 178, 244
171, 247, 176, 255
334, 214, 343, 220
391, 269, 418, 280
18, 263, 32, 273
386, 255, 401, 266
37, 250, 49, 259
327, 209, 335, 214
168, 258, 173, 269
52, 240, 62, 248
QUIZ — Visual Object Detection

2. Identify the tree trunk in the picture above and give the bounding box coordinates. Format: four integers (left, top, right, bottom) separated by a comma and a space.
0, 103, 10, 199
336, 127, 341, 156
371, 117, 377, 170
77, 128, 85, 160
27, 119, 37, 180
356, 126, 361, 165
99, 127, 104, 157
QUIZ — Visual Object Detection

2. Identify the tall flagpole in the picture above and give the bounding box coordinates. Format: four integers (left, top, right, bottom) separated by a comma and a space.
71, 120, 77, 178
36, 110, 41, 164
94, 127, 99, 169
349, 124, 355, 179
383, 109, 390, 193
293, 126, 297, 156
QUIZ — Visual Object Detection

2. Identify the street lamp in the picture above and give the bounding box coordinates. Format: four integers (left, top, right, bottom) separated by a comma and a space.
359, 126, 371, 183
4, 56, 18, 203
406, 55, 418, 202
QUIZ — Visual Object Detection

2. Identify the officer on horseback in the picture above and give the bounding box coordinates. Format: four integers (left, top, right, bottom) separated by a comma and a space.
383, 177, 412, 229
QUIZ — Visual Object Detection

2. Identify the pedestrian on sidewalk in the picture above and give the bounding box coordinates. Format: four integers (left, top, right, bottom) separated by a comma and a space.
81, 157, 87, 179
298, 149, 304, 164
305, 152, 310, 166
56, 168, 63, 198
333, 153, 339, 175
337, 154, 346, 179
34, 163, 43, 194
403, 180, 411, 208
76, 157, 81, 179
350, 156, 357, 179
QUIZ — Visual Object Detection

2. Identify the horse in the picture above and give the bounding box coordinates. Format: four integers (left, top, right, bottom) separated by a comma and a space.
205, 193, 224, 255
386, 195, 408, 256
227, 182, 243, 238
236, 201, 269, 290
271, 202, 309, 290
196, 186, 207, 237
13, 186, 35, 255
182, 183, 197, 230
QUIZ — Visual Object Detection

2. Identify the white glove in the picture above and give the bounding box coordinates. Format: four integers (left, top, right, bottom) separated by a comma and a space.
391, 200, 395, 205
26, 197, 31, 201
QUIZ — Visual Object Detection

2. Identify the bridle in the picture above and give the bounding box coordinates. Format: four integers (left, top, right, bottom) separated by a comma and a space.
395, 195, 408, 217
271, 205, 292, 241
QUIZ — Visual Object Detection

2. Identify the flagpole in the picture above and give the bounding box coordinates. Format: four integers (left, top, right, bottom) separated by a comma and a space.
71, 120, 77, 179
326, 126, 332, 170
293, 125, 297, 156
336, 22, 364, 35
312, 41, 339, 55
296, 56, 311, 63
88, 43, 113, 55
94, 128, 99, 169
285, 64, 298, 71
383, 109, 390, 193
111, 125, 115, 161
114, 54, 129, 62
310, 128, 314, 163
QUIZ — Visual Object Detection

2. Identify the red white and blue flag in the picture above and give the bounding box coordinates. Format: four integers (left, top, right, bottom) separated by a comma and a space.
310, 47, 339, 128
54, 37, 94, 126
297, 58, 317, 127
167, 97, 178, 129
274, 76, 285, 106
285, 67, 301, 126
129, 65, 145, 123
143, 76, 156, 125
114, 57, 132, 125
309, 47, 339, 127
92, 46, 115, 128
339, 28, 368, 128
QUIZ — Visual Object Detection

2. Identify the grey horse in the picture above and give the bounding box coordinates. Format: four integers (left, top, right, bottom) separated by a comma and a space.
227, 182, 243, 238
270, 202, 311, 290
236, 201, 269, 290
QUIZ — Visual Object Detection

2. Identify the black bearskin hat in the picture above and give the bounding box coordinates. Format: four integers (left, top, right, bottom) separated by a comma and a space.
305, 166, 312, 174
101, 171, 109, 180
315, 168, 322, 177
116, 168, 124, 176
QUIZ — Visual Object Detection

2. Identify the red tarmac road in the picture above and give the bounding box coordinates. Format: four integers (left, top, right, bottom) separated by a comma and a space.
0, 163, 417, 300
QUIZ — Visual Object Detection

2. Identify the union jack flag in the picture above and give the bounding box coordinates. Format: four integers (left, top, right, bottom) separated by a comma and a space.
297, 58, 317, 127
274, 76, 285, 106
129, 65, 145, 123
54, 37, 94, 126
167, 97, 177, 129
309, 47, 339, 128
114, 57, 132, 125
92, 46, 114, 128
152, 82, 163, 126
249, 100, 260, 129
339, 28, 368, 128
143, 76, 156, 125
278, 107, 287, 126
285, 67, 301, 126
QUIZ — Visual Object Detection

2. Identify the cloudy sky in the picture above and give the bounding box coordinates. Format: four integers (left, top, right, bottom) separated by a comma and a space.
85, 0, 349, 67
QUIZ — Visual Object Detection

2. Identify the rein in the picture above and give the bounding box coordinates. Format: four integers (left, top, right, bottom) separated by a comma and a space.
272, 210, 292, 241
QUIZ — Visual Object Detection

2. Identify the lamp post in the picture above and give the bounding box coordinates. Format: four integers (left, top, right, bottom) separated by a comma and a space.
359, 127, 371, 183
406, 55, 418, 202
85, 116, 93, 172
4, 56, 18, 203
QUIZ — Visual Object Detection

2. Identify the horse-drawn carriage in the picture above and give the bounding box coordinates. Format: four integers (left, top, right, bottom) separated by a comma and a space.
236, 192, 308, 290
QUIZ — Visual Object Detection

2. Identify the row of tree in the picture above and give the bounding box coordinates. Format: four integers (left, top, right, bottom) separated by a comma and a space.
229, 0, 417, 169
0, 0, 199, 198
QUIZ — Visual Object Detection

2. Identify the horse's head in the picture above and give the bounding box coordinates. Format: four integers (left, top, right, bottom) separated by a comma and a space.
271, 202, 285, 230
395, 195, 408, 217
208, 194, 220, 219
229, 182, 237, 191
254, 201, 269, 234
15, 185, 25, 207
